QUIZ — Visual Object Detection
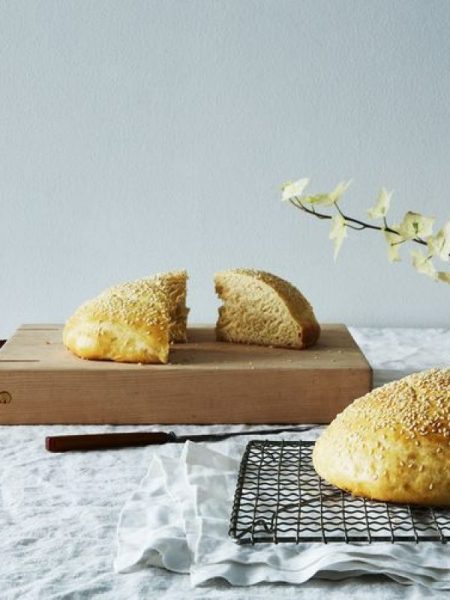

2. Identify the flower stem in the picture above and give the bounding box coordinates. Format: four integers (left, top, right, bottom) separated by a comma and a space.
289, 198, 428, 248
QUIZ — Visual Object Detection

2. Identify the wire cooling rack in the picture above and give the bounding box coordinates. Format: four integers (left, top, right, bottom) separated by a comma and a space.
229, 440, 450, 545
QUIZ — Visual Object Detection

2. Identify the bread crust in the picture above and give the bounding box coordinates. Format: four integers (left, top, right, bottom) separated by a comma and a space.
313, 369, 450, 506
63, 278, 171, 364
215, 268, 320, 349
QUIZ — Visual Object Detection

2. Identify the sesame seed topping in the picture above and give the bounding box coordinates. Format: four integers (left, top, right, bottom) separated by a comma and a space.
315, 368, 450, 503
330, 368, 450, 440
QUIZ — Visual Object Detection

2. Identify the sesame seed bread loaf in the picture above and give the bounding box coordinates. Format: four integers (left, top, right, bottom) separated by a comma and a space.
214, 269, 320, 349
313, 369, 450, 506
63, 271, 189, 364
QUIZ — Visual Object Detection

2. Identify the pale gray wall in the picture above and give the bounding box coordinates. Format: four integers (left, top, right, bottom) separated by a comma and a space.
2, 0, 450, 338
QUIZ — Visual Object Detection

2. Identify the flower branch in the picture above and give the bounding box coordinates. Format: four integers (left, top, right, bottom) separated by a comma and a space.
288, 198, 429, 244
281, 178, 450, 283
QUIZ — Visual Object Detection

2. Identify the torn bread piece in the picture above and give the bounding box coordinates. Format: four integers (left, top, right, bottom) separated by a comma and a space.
63, 270, 188, 364
214, 268, 320, 349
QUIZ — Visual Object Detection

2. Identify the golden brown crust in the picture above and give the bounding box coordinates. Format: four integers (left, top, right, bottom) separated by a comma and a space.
297, 318, 321, 348
63, 278, 171, 364
313, 369, 450, 506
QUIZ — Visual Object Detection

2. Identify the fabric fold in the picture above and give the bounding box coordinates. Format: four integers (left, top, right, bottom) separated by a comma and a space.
115, 439, 450, 589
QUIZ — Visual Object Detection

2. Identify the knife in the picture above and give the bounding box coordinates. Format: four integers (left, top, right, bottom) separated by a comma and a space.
45, 426, 314, 453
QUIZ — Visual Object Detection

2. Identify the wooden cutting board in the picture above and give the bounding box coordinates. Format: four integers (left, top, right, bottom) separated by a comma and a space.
0, 324, 372, 424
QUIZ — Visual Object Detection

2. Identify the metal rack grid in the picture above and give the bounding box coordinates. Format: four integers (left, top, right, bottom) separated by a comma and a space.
229, 440, 450, 545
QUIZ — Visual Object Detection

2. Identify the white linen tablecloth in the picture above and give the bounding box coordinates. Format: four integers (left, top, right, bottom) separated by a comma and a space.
1, 328, 450, 599
114, 435, 450, 590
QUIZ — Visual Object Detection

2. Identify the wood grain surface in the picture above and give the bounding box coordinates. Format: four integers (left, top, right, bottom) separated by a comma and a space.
0, 324, 372, 424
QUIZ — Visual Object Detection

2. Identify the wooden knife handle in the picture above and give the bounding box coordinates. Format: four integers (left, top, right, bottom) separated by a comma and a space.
45, 431, 176, 452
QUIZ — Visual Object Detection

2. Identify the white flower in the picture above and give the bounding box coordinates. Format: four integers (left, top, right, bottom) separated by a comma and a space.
411, 249, 437, 280
427, 222, 450, 262
437, 271, 450, 284
399, 212, 434, 240
384, 226, 404, 262
368, 188, 393, 219
329, 214, 347, 260
281, 178, 310, 202
305, 180, 352, 206
327, 180, 353, 203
